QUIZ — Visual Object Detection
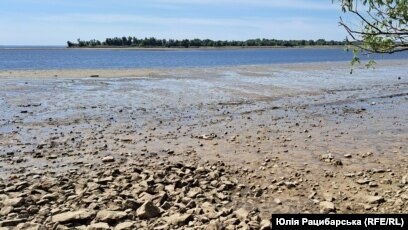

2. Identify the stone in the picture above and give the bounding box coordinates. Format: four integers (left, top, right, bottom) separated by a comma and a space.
96, 210, 127, 222
0, 206, 13, 216
115, 222, 135, 230
163, 213, 193, 226
205, 220, 223, 230
274, 198, 282, 205
368, 182, 378, 187
102, 156, 115, 163
47, 154, 58, 160
372, 168, 385, 173
394, 199, 404, 207
319, 201, 335, 213
402, 174, 408, 184
0, 219, 27, 227
51, 209, 96, 223
260, 219, 272, 230
136, 201, 160, 219
366, 196, 385, 204
41, 193, 59, 201
16, 223, 41, 230
356, 179, 370, 185
284, 182, 296, 188
235, 208, 249, 221
86, 223, 110, 230
3, 198, 24, 207
187, 187, 201, 198
323, 193, 334, 202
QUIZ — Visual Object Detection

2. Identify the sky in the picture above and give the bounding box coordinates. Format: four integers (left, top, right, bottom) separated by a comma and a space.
0, 0, 348, 45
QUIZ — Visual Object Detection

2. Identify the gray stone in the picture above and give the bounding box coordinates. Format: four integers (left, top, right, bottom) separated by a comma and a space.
319, 201, 335, 213
3, 198, 24, 207
16, 223, 41, 230
86, 223, 110, 230
402, 174, 408, 184
102, 156, 115, 163
366, 196, 385, 204
96, 210, 127, 222
163, 213, 193, 226
323, 193, 334, 202
0, 219, 27, 227
51, 209, 96, 223
0, 206, 13, 216
115, 222, 135, 230
260, 219, 272, 230
235, 208, 249, 221
136, 201, 160, 219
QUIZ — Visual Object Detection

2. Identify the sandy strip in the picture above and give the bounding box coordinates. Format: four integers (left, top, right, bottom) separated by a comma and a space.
1, 59, 407, 79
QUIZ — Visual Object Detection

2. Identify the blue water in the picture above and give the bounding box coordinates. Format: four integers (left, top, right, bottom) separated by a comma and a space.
1, 48, 408, 70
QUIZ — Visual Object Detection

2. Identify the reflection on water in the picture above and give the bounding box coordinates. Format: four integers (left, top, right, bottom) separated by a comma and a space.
1, 48, 408, 70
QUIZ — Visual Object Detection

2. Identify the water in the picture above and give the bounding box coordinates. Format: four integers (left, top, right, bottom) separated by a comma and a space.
1, 48, 408, 70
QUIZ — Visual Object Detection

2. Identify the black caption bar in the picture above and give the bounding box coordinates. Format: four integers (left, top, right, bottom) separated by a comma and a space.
272, 214, 407, 230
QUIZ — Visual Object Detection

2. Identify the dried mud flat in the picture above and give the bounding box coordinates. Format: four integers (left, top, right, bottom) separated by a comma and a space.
0, 61, 408, 229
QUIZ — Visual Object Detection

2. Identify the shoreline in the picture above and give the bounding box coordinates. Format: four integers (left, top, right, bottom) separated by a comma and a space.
1, 58, 407, 228
0, 45, 345, 51
1, 59, 408, 79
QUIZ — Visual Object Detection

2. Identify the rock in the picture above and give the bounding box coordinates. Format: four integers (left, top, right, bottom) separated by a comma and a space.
260, 219, 272, 230
90, 75, 100, 78
284, 182, 296, 188
366, 196, 385, 204
394, 199, 404, 207
372, 168, 385, 173
96, 210, 127, 222
274, 198, 282, 205
41, 193, 59, 201
401, 174, 408, 184
136, 201, 160, 219
235, 208, 249, 221
51, 209, 96, 223
47, 154, 58, 160
224, 218, 239, 226
187, 187, 202, 198
16, 223, 41, 230
3, 197, 24, 207
323, 193, 334, 202
356, 179, 370, 185
115, 222, 135, 230
368, 182, 378, 187
0, 219, 27, 227
319, 201, 335, 213
344, 154, 352, 158
0, 206, 13, 216
102, 156, 115, 163
308, 192, 317, 199
205, 220, 223, 230
86, 223, 110, 230
163, 213, 193, 226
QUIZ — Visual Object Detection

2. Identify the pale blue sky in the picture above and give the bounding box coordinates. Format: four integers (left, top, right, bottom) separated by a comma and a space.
0, 0, 348, 45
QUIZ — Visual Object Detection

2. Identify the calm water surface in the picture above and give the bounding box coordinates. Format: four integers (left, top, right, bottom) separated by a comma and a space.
1, 48, 408, 70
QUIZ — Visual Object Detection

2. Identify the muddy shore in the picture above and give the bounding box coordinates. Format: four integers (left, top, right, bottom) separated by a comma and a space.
0, 61, 407, 229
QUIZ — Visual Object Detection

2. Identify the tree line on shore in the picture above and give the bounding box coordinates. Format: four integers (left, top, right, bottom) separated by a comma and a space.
67, 37, 346, 48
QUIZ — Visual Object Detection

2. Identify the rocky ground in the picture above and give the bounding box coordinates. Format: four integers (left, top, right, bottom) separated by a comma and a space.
0, 61, 408, 229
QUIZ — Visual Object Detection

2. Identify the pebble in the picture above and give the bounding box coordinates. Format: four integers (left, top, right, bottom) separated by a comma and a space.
366, 196, 385, 204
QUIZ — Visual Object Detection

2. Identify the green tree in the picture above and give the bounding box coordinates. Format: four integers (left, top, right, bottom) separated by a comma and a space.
337, 0, 408, 66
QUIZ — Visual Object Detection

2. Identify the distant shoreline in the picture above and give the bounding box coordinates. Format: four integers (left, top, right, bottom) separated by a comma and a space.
1, 59, 407, 79
1, 45, 345, 51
